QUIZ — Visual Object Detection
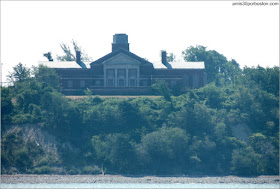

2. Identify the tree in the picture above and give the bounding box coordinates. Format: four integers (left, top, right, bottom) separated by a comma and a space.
195, 83, 226, 109
249, 133, 279, 174
139, 127, 189, 174
222, 59, 241, 85
117, 100, 143, 139
33, 65, 60, 91
56, 40, 92, 62
105, 133, 136, 173
167, 52, 176, 62
91, 133, 136, 174
182, 45, 235, 83
151, 80, 171, 102
91, 135, 107, 175
43, 52, 53, 61
1, 87, 14, 124
242, 66, 279, 96
57, 43, 76, 61
7, 63, 31, 85
231, 147, 263, 176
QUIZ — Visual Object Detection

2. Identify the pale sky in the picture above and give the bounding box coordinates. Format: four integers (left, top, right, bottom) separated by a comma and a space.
1, 1, 279, 84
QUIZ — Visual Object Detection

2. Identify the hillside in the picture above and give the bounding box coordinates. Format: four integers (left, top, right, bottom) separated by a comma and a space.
1, 53, 279, 176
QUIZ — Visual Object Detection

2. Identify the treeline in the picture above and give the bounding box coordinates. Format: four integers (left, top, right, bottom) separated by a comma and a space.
1, 46, 279, 176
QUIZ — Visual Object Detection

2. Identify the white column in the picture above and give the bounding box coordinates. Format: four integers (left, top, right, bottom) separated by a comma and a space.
104, 68, 106, 87
126, 69, 129, 87
137, 68, 140, 87
115, 69, 117, 87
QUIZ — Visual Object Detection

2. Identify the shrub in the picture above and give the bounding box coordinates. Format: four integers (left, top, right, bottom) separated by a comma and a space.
33, 166, 53, 174
82, 165, 102, 174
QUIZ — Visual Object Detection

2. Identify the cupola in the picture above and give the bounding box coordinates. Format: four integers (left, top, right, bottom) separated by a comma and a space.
112, 34, 130, 52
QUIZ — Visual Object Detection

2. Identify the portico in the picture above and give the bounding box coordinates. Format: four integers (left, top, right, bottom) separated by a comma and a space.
103, 53, 140, 87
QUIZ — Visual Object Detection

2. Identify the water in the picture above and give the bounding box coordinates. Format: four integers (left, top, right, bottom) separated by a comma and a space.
0, 183, 279, 189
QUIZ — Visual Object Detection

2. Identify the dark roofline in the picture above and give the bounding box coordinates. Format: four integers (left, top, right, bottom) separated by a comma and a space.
90, 48, 154, 67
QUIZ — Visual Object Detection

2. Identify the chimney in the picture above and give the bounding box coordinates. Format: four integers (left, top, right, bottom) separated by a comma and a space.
75, 50, 87, 68
161, 51, 167, 65
112, 34, 129, 52
76, 50, 81, 64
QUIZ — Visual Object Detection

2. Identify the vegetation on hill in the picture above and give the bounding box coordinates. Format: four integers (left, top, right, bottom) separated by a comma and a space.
1, 46, 279, 176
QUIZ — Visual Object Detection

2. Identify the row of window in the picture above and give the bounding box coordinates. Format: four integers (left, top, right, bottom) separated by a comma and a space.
66, 79, 141, 88
106, 79, 137, 87
66, 79, 151, 88
65, 76, 203, 89
106, 68, 137, 78
67, 80, 88, 88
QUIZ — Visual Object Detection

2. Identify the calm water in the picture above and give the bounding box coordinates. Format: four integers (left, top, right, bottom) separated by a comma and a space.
0, 183, 279, 189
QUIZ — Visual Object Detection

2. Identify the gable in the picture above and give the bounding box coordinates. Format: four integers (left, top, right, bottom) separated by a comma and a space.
103, 53, 141, 65
90, 48, 154, 67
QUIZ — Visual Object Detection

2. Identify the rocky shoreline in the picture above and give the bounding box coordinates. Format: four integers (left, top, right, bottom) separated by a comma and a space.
1, 175, 280, 184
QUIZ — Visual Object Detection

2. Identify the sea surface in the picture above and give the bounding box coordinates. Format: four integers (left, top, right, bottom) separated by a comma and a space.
0, 183, 279, 189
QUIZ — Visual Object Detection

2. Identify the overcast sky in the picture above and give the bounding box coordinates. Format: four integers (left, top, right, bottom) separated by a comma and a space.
1, 1, 279, 84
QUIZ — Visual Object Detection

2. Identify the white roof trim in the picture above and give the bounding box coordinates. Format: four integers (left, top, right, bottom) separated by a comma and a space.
152, 61, 205, 69
38, 61, 91, 69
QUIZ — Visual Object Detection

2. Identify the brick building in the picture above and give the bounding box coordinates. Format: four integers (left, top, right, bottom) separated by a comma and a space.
39, 34, 206, 95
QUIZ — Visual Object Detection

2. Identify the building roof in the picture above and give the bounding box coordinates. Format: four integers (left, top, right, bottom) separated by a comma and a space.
90, 48, 153, 66
39, 52, 204, 70
38, 61, 91, 69
152, 61, 205, 69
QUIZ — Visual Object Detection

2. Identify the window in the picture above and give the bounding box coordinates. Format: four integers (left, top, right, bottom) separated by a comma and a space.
80, 80, 85, 88
129, 69, 137, 78
106, 69, 115, 78
118, 79, 125, 87
141, 80, 148, 86
128, 69, 137, 87
106, 69, 115, 87
107, 79, 114, 87
129, 79, 136, 87
171, 80, 176, 87
95, 80, 101, 86
199, 75, 204, 87
189, 76, 193, 88
67, 80, 73, 88
117, 69, 126, 78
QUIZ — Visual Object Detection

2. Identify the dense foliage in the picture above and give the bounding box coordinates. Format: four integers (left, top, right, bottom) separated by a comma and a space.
1, 49, 279, 176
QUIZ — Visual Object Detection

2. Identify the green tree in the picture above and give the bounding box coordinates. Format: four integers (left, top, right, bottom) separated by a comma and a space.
1, 87, 14, 124
57, 43, 75, 61
182, 45, 239, 83
242, 66, 279, 96
231, 147, 263, 176
33, 65, 60, 91
249, 133, 279, 174
139, 127, 189, 174
43, 52, 53, 61
7, 63, 31, 85
40, 91, 82, 141
222, 59, 242, 85
117, 100, 143, 140
91, 133, 136, 174
91, 135, 107, 175
56, 40, 92, 62
151, 80, 171, 102
167, 52, 176, 62
13, 78, 43, 114
105, 133, 136, 173
14, 149, 32, 173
